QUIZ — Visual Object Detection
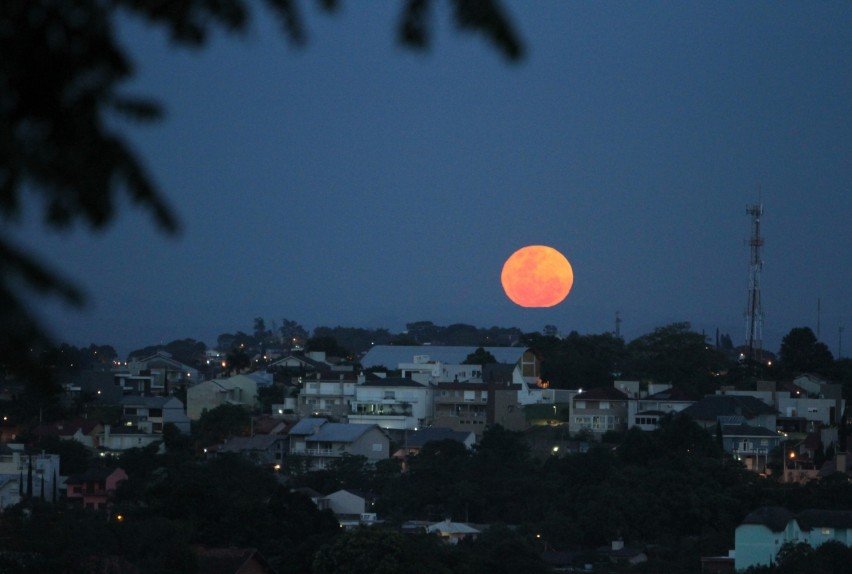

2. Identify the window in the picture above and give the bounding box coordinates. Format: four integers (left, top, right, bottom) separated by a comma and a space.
576, 401, 586, 410
600, 401, 610, 410
384, 391, 395, 400
821, 527, 833, 535
372, 443, 383, 452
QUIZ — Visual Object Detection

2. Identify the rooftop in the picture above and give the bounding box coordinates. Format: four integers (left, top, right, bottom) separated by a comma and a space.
361, 345, 529, 369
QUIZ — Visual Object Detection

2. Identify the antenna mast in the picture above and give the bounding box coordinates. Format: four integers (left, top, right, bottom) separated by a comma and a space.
745, 203, 764, 362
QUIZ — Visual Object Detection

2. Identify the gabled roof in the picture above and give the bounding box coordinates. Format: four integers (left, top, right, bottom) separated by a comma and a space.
404, 427, 475, 449
426, 519, 480, 535
66, 467, 124, 485
268, 354, 330, 370
308, 423, 380, 443
288, 418, 328, 436
645, 387, 696, 401
741, 507, 795, 532
683, 395, 777, 421
217, 435, 283, 453
33, 419, 101, 437
742, 507, 852, 532
360, 345, 529, 368
576, 387, 628, 401
796, 509, 852, 530
721, 424, 780, 438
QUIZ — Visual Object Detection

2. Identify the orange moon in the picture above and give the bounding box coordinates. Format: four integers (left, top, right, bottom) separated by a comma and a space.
501, 245, 574, 307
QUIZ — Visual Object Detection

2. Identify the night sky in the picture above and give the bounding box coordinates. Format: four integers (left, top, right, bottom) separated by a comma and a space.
12, 2, 852, 357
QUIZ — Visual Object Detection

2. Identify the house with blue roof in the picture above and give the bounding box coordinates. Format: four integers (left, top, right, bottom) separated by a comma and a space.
288, 417, 390, 470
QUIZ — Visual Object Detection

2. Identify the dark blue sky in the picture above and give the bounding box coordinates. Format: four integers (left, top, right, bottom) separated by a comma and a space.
14, 2, 852, 356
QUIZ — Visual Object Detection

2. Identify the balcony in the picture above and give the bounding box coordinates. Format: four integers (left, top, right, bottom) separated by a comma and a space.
293, 448, 341, 457
351, 403, 412, 417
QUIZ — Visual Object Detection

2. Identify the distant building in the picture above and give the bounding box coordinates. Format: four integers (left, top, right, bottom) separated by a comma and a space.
570, 386, 629, 438
120, 395, 190, 434
735, 507, 852, 570
287, 417, 390, 470
66, 467, 128, 511
0, 446, 61, 506
721, 422, 782, 473
298, 372, 358, 419
682, 395, 777, 431
348, 377, 431, 431
186, 374, 259, 420
213, 434, 286, 467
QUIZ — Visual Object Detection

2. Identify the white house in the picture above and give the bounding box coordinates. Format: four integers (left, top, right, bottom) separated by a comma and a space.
0, 445, 61, 505
347, 377, 432, 431
735, 507, 852, 570
186, 374, 259, 420
360, 345, 544, 406
298, 372, 358, 418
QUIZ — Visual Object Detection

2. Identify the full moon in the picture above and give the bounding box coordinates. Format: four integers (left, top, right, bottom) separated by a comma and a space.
501, 245, 574, 308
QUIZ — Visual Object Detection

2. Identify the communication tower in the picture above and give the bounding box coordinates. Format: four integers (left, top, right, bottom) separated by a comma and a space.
745, 203, 764, 362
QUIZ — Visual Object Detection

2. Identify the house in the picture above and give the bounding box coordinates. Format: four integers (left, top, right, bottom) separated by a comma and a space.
250, 415, 291, 436
194, 547, 277, 574
682, 395, 778, 431
298, 372, 358, 418
347, 376, 432, 431
569, 386, 629, 438
721, 422, 782, 473
214, 434, 286, 467
0, 474, 21, 510
126, 350, 201, 389
313, 489, 379, 527
393, 427, 476, 458
99, 425, 161, 452
186, 374, 259, 420
113, 372, 162, 396
66, 467, 128, 511
287, 418, 390, 470
735, 507, 852, 571
120, 395, 190, 434
317, 488, 367, 516
267, 352, 333, 380
362, 345, 539, 379
32, 419, 104, 449
597, 539, 647, 566
426, 519, 480, 544
0, 445, 61, 505
628, 386, 696, 430
433, 382, 489, 432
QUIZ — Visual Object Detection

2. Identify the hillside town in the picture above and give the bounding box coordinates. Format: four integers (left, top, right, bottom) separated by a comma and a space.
0, 320, 850, 573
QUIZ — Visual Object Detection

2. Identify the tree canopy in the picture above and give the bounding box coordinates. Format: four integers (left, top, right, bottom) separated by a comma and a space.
0, 0, 523, 379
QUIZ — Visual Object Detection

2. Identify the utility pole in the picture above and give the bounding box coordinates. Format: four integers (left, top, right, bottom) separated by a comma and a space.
614, 311, 622, 339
